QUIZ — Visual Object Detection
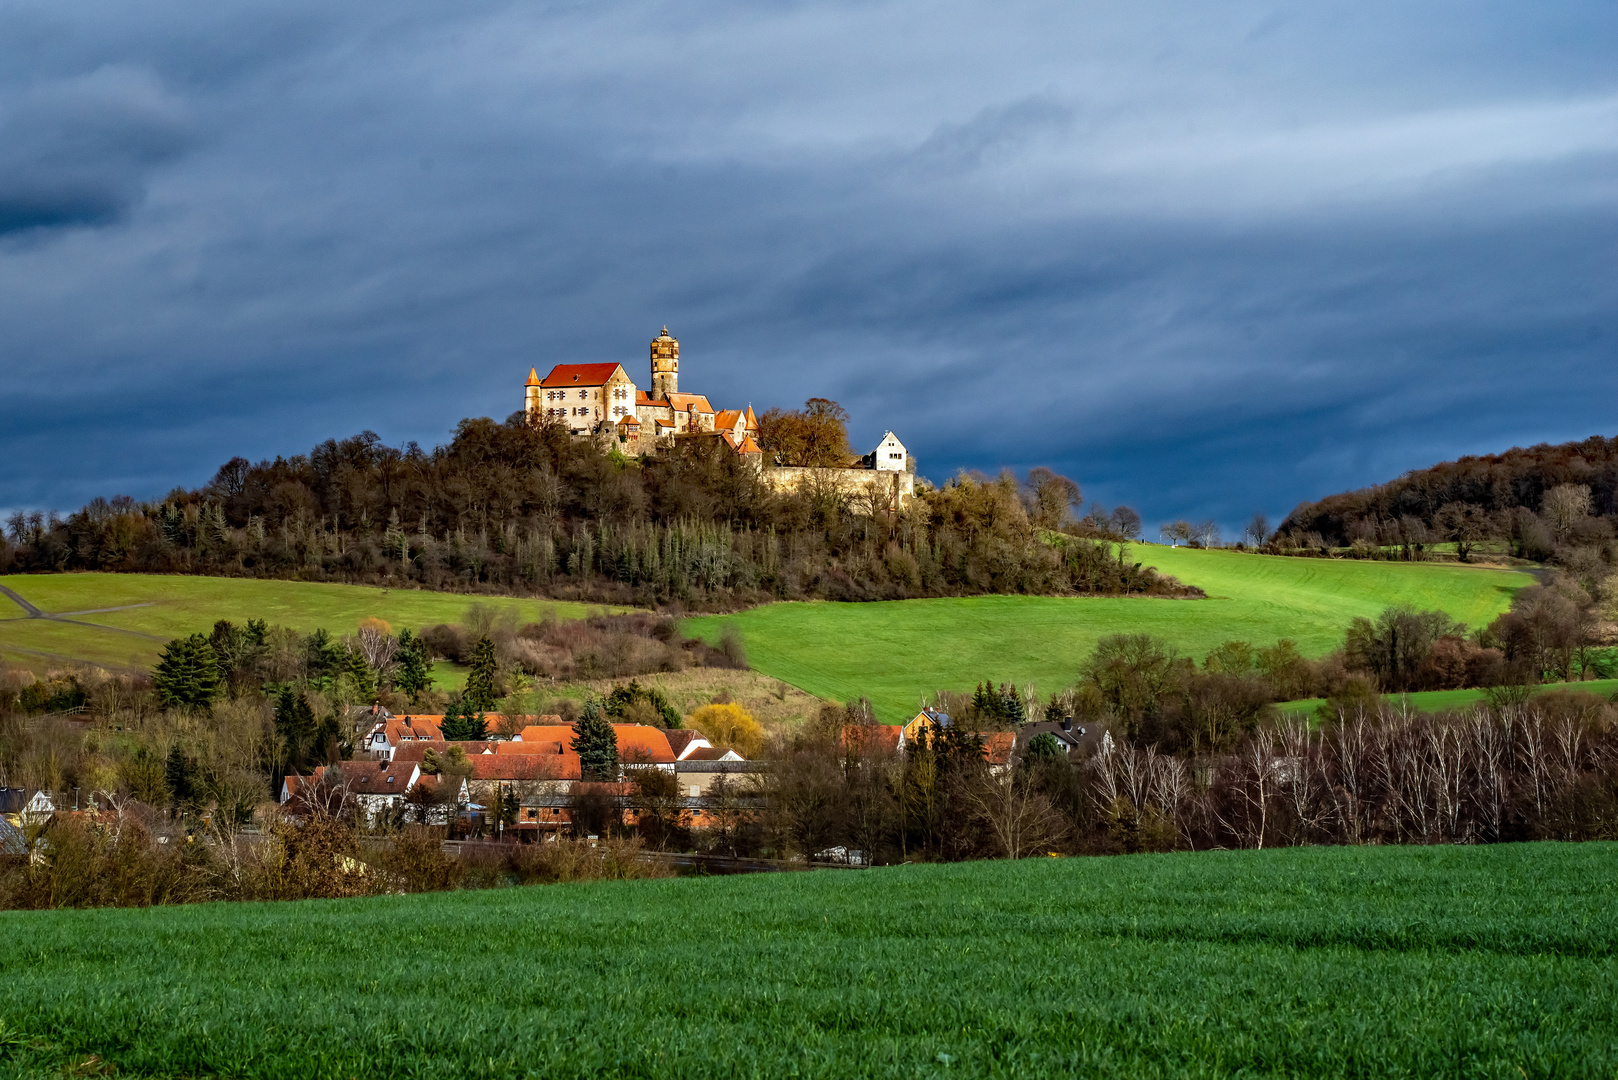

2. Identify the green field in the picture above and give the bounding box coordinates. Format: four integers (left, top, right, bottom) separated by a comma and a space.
688, 546, 1534, 720
0, 574, 614, 673
0, 843, 1612, 1078
1279, 678, 1618, 718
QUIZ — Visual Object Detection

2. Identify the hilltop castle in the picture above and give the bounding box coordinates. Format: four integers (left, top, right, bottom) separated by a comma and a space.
524, 327, 914, 503
524, 327, 763, 457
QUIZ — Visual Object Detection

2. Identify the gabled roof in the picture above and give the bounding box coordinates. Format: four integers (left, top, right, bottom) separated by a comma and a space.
665, 393, 713, 414
663, 730, 711, 760
391, 741, 497, 762
468, 755, 580, 781
330, 759, 418, 793
841, 725, 903, 753
714, 409, 744, 431
683, 746, 744, 762
540, 363, 626, 388
616, 415, 641, 429
514, 723, 675, 764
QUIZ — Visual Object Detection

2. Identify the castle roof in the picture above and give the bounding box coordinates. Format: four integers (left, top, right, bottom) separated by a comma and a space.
525, 367, 540, 387
541, 363, 625, 388
714, 409, 744, 431
737, 434, 762, 455
666, 393, 713, 414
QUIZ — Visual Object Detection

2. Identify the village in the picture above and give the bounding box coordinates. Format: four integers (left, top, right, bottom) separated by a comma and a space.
258, 706, 1092, 846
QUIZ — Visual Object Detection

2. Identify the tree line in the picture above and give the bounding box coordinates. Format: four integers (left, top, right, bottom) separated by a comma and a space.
0, 408, 1181, 607
1269, 436, 1617, 579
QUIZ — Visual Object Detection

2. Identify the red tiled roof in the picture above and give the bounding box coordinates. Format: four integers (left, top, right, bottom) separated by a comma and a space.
714, 409, 744, 430
666, 393, 713, 414
736, 435, 761, 455
664, 730, 707, 759
982, 732, 1017, 766
540, 363, 624, 388
515, 723, 675, 764
744, 406, 758, 431
841, 725, 902, 753
392, 741, 497, 762
525, 367, 540, 386
468, 755, 580, 781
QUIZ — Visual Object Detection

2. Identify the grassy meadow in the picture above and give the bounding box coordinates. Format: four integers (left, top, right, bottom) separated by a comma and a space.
687, 546, 1534, 720
0, 843, 1612, 1078
0, 574, 614, 673
1278, 678, 1618, 718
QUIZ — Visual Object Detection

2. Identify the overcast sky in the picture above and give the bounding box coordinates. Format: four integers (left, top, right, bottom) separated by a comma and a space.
2, 0, 1614, 531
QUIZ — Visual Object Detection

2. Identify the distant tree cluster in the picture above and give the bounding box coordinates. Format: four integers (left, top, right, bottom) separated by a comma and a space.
0, 411, 1183, 605
1272, 436, 1618, 578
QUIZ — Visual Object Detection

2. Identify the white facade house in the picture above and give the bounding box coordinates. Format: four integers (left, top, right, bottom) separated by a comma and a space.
870, 431, 909, 472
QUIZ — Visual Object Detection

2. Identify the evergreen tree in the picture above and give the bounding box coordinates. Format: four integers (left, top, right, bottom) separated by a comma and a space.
343, 645, 376, 699
464, 636, 500, 710
441, 698, 489, 741
164, 745, 197, 809
999, 683, 1025, 725
152, 634, 222, 713
394, 629, 433, 702
571, 698, 619, 781
274, 686, 317, 770
304, 629, 344, 685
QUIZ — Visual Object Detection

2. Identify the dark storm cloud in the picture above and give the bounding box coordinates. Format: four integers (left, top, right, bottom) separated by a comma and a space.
0, 66, 194, 235
0, 0, 1614, 531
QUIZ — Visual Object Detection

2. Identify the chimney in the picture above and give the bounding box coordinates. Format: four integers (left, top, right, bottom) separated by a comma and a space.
1060, 717, 1073, 732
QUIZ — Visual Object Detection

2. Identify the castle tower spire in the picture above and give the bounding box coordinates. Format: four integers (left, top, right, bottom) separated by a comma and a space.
650, 326, 678, 400
524, 367, 541, 417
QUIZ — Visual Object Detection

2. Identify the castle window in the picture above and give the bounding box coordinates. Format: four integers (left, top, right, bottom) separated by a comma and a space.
578, 390, 587, 399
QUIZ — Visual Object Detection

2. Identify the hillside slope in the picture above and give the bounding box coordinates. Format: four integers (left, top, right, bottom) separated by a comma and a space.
688, 546, 1531, 719
0, 574, 611, 672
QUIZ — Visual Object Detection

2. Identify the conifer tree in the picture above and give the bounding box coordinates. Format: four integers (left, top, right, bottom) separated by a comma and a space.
571, 698, 618, 781
394, 629, 433, 702
274, 686, 317, 770
152, 634, 222, 713
464, 636, 500, 711
441, 698, 489, 741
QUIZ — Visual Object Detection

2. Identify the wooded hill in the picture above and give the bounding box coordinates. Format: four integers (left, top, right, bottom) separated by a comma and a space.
1276, 434, 1618, 566
0, 409, 1184, 608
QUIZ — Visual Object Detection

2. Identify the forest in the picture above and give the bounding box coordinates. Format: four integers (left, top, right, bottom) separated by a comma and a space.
1272, 436, 1618, 581
0, 408, 1182, 608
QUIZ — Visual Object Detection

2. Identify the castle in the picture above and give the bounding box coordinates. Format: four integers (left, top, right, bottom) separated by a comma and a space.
525, 327, 914, 503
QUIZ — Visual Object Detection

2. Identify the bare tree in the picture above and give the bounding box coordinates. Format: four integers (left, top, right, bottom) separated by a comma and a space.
1542, 483, 1592, 540
960, 770, 1067, 859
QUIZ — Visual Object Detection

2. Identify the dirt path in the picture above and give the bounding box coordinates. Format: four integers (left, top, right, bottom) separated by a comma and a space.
0, 584, 42, 617
0, 584, 168, 647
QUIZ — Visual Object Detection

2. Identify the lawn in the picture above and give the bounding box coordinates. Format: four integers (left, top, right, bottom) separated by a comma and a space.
1279, 678, 1618, 718
0, 843, 1612, 1078
0, 574, 618, 673
687, 546, 1533, 721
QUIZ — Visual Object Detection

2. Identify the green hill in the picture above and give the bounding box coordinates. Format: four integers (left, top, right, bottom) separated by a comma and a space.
687, 546, 1533, 720
0, 843, 1610, 1078
0, 574, 611, 673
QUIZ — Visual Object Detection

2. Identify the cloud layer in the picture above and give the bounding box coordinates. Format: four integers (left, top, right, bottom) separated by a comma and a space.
1, 0, 1614, 530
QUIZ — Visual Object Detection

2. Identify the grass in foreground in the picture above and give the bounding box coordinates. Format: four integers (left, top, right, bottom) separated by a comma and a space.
0, 574, 619, 672
0, 843, 1612, 1078
687, 546, 1532, 720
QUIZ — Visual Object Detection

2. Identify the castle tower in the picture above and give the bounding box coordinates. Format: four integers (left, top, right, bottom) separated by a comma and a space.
650, 326, 678, 400
524, 367, 541, 417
